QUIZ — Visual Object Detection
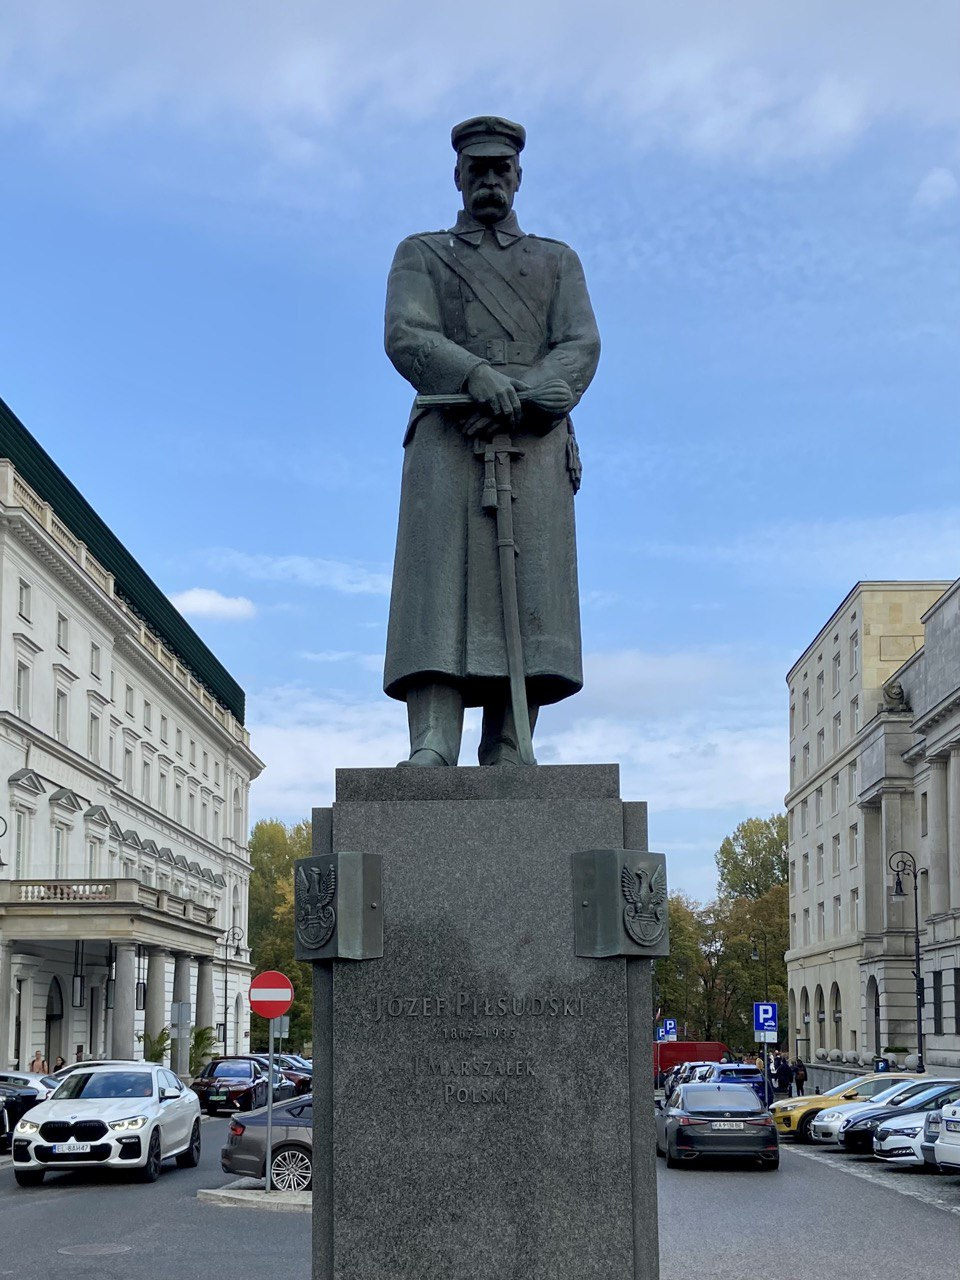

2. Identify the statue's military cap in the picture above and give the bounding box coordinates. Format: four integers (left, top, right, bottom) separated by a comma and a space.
451, 115, 526, 158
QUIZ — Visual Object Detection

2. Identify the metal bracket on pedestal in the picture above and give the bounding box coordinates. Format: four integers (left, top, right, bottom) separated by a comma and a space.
572, 848, 670, 958
294, 851, 383, 962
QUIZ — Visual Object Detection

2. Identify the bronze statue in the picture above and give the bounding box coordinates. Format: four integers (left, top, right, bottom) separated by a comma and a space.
383, 116, 600, 766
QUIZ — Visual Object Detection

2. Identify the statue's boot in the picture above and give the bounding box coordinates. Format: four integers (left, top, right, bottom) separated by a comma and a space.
397, 680, 464, 768
478, 693, 539, 766
397, 748, 448, 768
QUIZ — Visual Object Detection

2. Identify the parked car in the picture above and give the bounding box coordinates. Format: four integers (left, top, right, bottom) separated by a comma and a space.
221, 1095, 314, 1191
191, 1058, 270, 1115
655, 1082, 779, 1170
811, 1078, 952, 1144
50, 1059, 141, 1081
0, 1072, 59, 1145
839, 1081, 960, 1153
250, 1054, 311, 1095
932, 1100, 960, 1172
771, 1073, 920, 1142
701, 1063, 772, 1106
229, 1056, 296, 1103
654, 1040, 734, 1086
11, 1063, 201, 1187
0, 1094, 9, 1153
921, 1107, 945, 1168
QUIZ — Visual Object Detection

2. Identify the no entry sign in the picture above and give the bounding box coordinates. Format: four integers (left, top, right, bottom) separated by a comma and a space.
249, 970, 294, 1019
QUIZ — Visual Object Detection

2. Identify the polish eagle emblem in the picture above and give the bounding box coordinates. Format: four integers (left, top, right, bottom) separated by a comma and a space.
621, 861, 667, 947
296, 861, 337, 949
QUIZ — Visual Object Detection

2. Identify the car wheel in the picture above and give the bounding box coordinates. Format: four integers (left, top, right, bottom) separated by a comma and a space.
14, 1169, 45, 1187
269, 1144, 313, 1192
796, 1114, 814, 1143
139, 1130, 163, 1182
177, 1120, 202, 1169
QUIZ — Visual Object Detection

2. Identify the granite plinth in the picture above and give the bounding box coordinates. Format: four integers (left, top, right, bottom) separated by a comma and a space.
312, 764, 658, 1280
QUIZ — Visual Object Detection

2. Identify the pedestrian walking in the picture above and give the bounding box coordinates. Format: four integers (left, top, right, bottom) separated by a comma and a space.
792, 1058, 807, 1096
29, 1049, 47, 1074
775, 1056, 794, 1097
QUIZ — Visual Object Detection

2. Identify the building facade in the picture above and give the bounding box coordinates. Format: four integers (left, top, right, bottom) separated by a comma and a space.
0, 399, 263, 1072
785, 582, 950, 1066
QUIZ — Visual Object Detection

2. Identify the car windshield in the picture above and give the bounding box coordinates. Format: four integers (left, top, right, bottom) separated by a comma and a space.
209, 1061, 252, 1078
824, 1076, 870, 1097
53, 1070, 154, 1100
715, 1067, 760, 1079
881, 1081, 948, 1106
683, 1086, 762, 1113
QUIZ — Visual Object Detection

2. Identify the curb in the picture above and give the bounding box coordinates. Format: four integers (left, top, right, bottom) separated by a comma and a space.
197, 1177, 311, 1213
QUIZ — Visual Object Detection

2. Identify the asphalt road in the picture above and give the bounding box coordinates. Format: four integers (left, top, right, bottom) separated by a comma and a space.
0, 1116, 310, 1280
5, 1121, 960, 1279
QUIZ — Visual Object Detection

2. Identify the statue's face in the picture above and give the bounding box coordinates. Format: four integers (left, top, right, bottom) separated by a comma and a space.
455, 154, 522, 225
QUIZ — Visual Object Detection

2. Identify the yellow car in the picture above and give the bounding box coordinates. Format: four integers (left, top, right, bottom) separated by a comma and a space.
772, 1073, 922, 1142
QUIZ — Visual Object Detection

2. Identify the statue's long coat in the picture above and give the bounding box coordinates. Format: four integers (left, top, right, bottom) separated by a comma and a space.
383, 210, 600, 708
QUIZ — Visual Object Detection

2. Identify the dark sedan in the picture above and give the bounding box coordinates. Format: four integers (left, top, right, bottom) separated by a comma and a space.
656, 1082, 779, 1170
221, 1096, 313, 1191
838, 1081, 960, 1152
0, 1073, 58, 1148
191, 1058, 269, 1115
250, 1054, 311, 1096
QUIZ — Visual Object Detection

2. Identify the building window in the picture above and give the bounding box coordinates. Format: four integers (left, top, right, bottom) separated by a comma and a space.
90, 642, 101, 679
790, 702, 796, 738
800, 799, 809, 835
802, 851, 810, 890
87, 840, 98, 878
159, 772, 168, 813
851, 888, 860, 931
790, 756, 796, 786
851, 695, 860, 733
14, 810, 27, 878
54, 826, 65, 878
921, 792, 929, 838
202, 751, 209, 777
848, 761, 858, 802
201, 800, 208, 838
790, 913, 797, 947
123, 748, 133, 791
955, 970, 960, 1036
174, 783, 183, 822
832, 652, 841, 694
213, 807, 220, 843
88, 711, 100, 763
16, 662, 31, 719
832, 712, 842, 752
189, 739, 197, 767
802, 908, 811, 944
109, 734, 115, 774
214, 761, 220, 787
833, 895, 842, 935
788, 809, 794, 841
160, 715, 168, 743
832, 833, 841, 876
56, 612, 69, 652
816, 844, 824, 883
143, 701, 152, 731
55, 689, 69, 744
817, 901, 825, 941
18, 578, 31, 620
175, 729, 183, 756
188, 791, 196, 829
815, 788, 823, 826
802, 744, 810, 778
850, 631, 859, 676
802, 688, 810, 727
816, 729, 825, 765
789, 860, 796, 894
848, 823, 859, 866
933, 971, 944, 1036
831, 774, 840, 813
125, 684, 134, 717
142, 760, 151, 803
816, 670, 824, 712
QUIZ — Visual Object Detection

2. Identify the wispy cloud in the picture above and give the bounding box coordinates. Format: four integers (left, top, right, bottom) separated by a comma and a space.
912, 167, 959, 212
168, 586, 256, 619
300, 650, 383, 672
205, 549, 390, 596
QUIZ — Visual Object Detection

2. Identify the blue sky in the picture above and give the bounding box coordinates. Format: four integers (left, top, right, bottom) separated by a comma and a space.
2, 2, 958, 901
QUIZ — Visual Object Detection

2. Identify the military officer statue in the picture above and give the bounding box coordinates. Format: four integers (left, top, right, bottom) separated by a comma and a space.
383, 116, 601, 767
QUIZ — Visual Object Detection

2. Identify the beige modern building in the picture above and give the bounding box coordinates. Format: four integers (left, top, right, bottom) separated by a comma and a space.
0, 396, 263, 1071
785, 582, 951, 1065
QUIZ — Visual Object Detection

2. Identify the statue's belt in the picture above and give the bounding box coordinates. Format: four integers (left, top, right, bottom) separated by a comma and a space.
463, 338, 541, 366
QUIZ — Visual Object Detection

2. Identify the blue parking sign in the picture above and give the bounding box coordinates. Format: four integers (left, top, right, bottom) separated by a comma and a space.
656, 1026, 666, 1042
753, 1002, 778, 1041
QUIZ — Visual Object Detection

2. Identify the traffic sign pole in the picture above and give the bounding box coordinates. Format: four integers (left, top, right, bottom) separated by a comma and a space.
265, 1017, 275, 1192
249, 971, 295, 1195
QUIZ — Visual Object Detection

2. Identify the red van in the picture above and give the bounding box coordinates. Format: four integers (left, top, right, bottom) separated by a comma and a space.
654, 1040, 732, 1085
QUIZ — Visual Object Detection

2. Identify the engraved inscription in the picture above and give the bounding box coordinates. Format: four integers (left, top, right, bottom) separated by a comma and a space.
372, 992, 585, 1022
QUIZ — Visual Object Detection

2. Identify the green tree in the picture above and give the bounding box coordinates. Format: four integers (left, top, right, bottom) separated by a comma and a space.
715, 814, 788, 900
248, 818, 313, 1052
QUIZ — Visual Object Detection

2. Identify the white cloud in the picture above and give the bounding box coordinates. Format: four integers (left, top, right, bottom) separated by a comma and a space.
168, 586, 256, 619
912, 167, 959, 211
205, 548, 390, 596
300, 650, 383, 672
0, 2, 958, 165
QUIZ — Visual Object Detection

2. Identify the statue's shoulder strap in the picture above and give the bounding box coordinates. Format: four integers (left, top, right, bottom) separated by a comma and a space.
525, 233, 572, 249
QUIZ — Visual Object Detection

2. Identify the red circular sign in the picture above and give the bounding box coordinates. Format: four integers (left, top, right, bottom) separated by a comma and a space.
249, 970, 294, 1019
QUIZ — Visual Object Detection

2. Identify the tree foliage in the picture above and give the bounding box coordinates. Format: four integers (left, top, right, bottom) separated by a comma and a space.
248, 819, 313, 1052
715, 814, 788, 900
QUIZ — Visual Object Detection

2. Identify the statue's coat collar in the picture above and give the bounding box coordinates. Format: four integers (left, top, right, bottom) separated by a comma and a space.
451, 209, 525, 247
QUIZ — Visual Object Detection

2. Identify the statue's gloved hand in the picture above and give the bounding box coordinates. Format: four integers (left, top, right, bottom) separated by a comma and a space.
524, 379, 575, 416
465, 364, 525, 423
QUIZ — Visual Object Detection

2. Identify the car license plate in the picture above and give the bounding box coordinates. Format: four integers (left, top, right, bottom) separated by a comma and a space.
210, 1093, 227, 1101
53, 1142, 91, 1154
712, 1121, 744, 1130
945, 1119, 960, 1132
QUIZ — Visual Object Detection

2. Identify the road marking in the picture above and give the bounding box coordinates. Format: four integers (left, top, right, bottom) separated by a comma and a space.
787, 1145, 960, 1216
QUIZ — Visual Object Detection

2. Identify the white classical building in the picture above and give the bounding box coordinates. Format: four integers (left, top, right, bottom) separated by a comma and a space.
786, 580, 960, 1071
0, 396, 263, 1071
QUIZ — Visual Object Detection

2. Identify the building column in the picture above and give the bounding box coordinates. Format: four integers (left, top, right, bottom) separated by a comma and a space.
948, 747, 960, 910
172, 953, 192, 1077
0, 940, 15, 1070
144, 948, 168, 1055
928, 758, 949, 914
110, 942, 136, 1060
881, 790, 906, 931
195, 958, 216, 1066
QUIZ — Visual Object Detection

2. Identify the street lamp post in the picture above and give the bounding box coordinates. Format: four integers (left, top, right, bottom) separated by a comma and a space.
889, 850, 925, 1074
751, 934, 770, 1003
219, 926, 244, 1056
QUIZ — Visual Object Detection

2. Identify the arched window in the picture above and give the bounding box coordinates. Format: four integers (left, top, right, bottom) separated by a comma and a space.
829, 982, 842, 1049
233, 992, 245, 1056
814, 985, 825, 1050
865, 976, 881, 1055
788, 989, 797, 1051
45, 977, 64, 1067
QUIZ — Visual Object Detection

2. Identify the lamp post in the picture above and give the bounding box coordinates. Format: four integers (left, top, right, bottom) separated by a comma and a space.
219, 926, 244, 1056
751, 934, 770, 1003
888, 850, 925, 1073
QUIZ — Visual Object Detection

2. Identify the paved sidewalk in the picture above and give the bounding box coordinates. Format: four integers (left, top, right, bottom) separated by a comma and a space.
197, 1175, 311, 1213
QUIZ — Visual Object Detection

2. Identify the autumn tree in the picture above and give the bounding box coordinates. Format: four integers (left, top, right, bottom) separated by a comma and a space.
248, 818, 312, 1051
715, 814, 788, 900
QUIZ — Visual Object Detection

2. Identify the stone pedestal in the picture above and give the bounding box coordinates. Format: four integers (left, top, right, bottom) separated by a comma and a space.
311, 764, 659, 1280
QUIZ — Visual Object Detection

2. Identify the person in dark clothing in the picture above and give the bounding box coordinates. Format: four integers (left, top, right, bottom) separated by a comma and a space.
792, 1058, 807, 1096
775, 1056, 794, 1096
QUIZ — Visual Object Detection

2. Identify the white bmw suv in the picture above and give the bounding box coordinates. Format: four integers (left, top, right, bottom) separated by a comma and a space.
12, 1063, 201, 1187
